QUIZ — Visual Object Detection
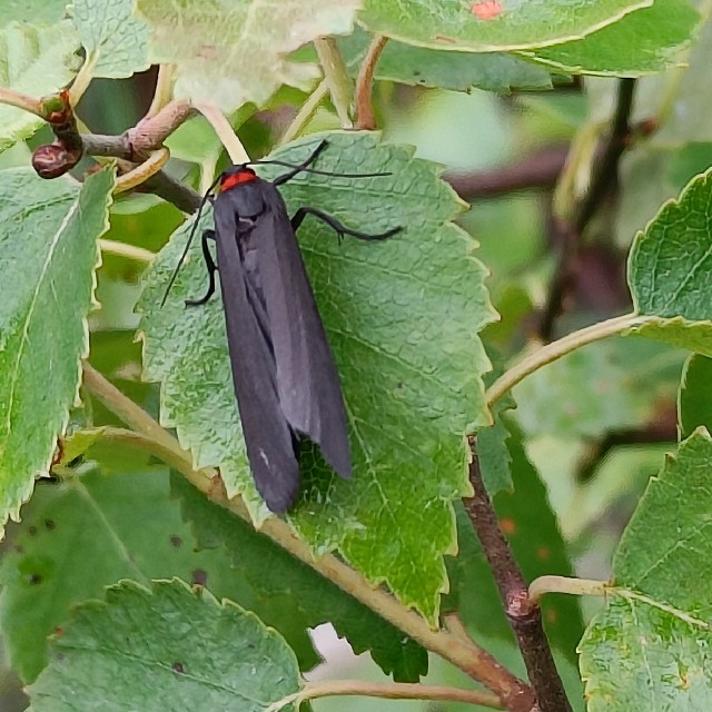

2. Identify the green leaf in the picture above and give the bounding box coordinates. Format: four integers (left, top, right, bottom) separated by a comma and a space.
476, 365, 517, 495
0, 167, 112, 536
679, 354, 712, 438
138, 132, 496, 621
72, 0, 150, 79
477, 415, 513, 494
630, 169, 712, 320
2, 0, 68, 25
616, 143, 712, 249
172, 474, 428, 682
0, 22, 80, 152
56, 427, 108, 464
514, 338, 680, 439
627, 169, 712, 353
338, 30, 555, 93
0, 466, 297, 682
359, 0, 653, 52
628, 317, 712, 357
655, 16, 712, 145
28, 579, 301, 711
136, 0, 359, 111
524, 0, 699, 76
580, 430, 712, 710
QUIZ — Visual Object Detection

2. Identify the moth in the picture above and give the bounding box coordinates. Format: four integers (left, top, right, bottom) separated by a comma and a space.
163, 139, 401, 512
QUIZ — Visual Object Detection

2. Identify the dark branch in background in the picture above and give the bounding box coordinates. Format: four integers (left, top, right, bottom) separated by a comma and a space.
464, 437, 572, 712
445, 145, 568, 200
538, 78, 637, 342
575, 402, 677, 482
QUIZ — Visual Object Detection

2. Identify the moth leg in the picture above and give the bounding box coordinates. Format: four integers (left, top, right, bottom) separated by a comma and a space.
185, 229, 218, 307
272, 139, 329, 186
290, 206, 402, 242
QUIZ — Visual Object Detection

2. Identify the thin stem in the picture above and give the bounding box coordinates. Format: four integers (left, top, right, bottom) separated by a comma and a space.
265, 680, 503, 712
465, 438, 571, 712
486, 313, 645, 407
314, 37, 354, 128
81, 134, 200, 212
114, 148, 170, 193
81, 362, 533, 710
194, 102, 249, 163
69, 51, 98, 105
0, 87, 43, 117
529, 576, 609, 605
94, 427, 194, 476
280, 78, 329, 145
444, 613, 475, 643
99, 239, 155, 264
355, 35, 388, 130
146, 64, 176, 118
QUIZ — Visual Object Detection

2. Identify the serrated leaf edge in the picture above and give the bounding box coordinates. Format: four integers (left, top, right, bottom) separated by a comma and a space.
30, 577, 302, 698
627, 167, 712, 316
0, 168, 114, 538
358, 0, 653, 54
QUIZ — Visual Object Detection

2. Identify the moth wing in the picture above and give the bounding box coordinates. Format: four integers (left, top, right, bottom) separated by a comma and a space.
256, 186, 351, 478
213, 199, 300, 512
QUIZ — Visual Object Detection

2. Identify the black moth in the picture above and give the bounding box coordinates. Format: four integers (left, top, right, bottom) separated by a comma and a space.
163, 139, 401, 512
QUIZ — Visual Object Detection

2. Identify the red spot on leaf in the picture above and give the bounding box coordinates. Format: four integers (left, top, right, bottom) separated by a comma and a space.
536, 546, 551, 561
499, 517, 516, 535
471, 1, 503, 21
545, 609, 558, 624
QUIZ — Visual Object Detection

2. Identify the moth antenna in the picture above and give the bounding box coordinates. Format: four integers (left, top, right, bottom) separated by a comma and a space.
250, 159, 392, 179
160, 177, 221, 307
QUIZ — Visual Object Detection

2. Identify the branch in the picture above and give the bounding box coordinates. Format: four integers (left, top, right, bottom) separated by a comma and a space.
127, 98, 193, 158
140, 169, 202, 213
0, 87, 43, 117
355, 35, 388, 130
314, 37, 354, 128
464, 438, 571, 712
20, 87, 198, 211
80, 133, 201, 212
445, 145, 568, 200
80, 362, 533, 710
574, 409, 677, 483
539, 78, 636, 341
486, 313, 644, 408
266, 680, 503, 712
575, 78, 636, 231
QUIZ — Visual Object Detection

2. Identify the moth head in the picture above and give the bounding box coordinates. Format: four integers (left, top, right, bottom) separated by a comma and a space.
219, 166, 257, 191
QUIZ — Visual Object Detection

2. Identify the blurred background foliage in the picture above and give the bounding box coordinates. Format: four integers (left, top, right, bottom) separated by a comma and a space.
3, 11, 709, 707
